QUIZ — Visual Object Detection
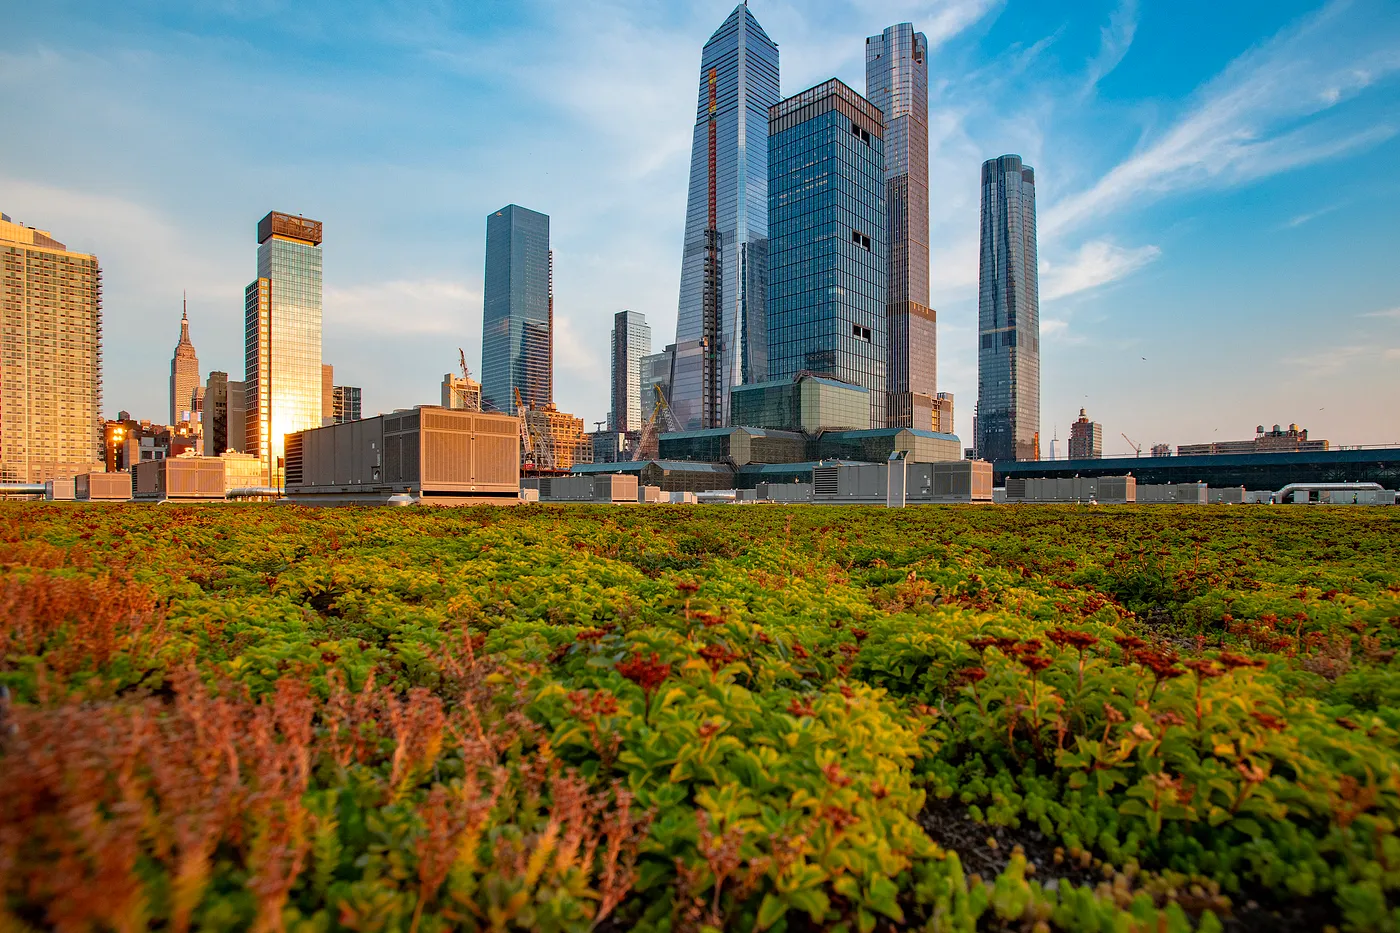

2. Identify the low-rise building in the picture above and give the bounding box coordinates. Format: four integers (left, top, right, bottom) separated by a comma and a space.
659, 427, 806, 466
1005, 475, 1136, 504
1179, 424, 1328, 456
524, 474, 638, 504
76, 472, 132, 501
814, 427, 962, 464
134, 456, 227, 501
729, 373, 871, 433
285, 406, 520, 505
811, 460, 993, 505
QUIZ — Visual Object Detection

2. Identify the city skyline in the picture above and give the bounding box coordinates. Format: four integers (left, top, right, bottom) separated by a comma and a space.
2, 1, 1398, 450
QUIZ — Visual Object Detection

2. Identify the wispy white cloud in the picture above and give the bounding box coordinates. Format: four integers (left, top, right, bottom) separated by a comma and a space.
325, 279, 479, 336
1282, 344, 1400, 376
1044, 1, 1400, 236
1082, 0, 1137, 93
1281, 204, 1343, 228
1361, 306, 1400, 319
1040, 240, 1161, 301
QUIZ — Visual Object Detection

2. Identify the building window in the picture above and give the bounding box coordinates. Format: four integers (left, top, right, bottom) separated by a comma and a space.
851, 230, 871, 250
852, 324, 872, 342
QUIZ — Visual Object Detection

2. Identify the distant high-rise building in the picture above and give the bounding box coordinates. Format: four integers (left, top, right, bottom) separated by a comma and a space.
170, 295, 199, 426
610, 310, 651, 432
866, 23, 935, 430
245, 210, 324, 483
482, 205, 552, 414
332, 385, 361, 424
1069, 408, 1103, 459
669, 4, 780, 430
0, 212, 102, 482
321, 364, 335, 425
767, 78, 888, 428
640, 344, 676, 428
933, 392, 954, 435
442, 372, 482, 411
976, 155, 1040, 461
205, 371, 246, 455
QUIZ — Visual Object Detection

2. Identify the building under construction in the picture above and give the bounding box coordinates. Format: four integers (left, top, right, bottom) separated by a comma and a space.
522, 403, 592, 472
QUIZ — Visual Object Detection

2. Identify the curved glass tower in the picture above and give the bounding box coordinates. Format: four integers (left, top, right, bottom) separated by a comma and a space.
975, 155, 1039, 462
669, 4, 780, 430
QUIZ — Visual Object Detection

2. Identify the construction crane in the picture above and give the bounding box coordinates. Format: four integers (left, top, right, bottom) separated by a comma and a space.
633, 384, 679, 461
1121, 432, 1143, 457
514, 387, 557, 472
514, 387, 536, 469
454, 348, 481, 412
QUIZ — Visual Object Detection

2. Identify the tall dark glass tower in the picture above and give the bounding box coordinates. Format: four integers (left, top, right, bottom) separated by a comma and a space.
481, 205, 552, 414
866, 23, 934, 430
767, 79, 888, 428
669, 3, 780, 430
975, 155, 1039, 461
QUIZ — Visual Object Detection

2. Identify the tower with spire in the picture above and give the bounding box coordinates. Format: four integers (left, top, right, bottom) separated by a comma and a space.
169, 292, 200, 426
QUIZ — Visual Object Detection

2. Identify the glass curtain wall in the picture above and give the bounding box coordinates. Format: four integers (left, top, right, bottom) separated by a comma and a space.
670, 4, 780, 429
767, 79, 888, 428
866, 23, 934, 428
976, 155, 1039, 462
482, 205, 552, 414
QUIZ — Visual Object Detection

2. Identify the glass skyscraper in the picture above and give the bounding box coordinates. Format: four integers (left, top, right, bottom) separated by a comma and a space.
481, 204, 552, 414
766, 79, 888, 428
669, 4, 779, 430
609, 310, 651, 432
866, 23, 935, 430
245, 211, 323, 484
975, 155, 1040, 462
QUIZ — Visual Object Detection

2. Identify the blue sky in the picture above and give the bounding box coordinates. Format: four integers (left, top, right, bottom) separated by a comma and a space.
3, 0, 1398, 451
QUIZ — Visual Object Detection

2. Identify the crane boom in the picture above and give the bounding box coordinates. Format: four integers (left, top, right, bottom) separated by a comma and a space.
1120, 432, 1142, 457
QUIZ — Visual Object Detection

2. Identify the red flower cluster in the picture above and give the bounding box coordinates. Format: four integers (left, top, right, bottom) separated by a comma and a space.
1134, 648, 1185, 680
786, 697, 816, 718
1021, 654, 1053, 675
568, 689, 620, 719
822, 805, 859, 832
1183, 658, 1222, 678
697, 643, 739, 671
954, 666, 987, 685
821, 762, 853, 788
1217, 651, 1265, 671
1047, 627, 1099, 651
1114, 635, 1147, 652
616, 652, 671, 694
